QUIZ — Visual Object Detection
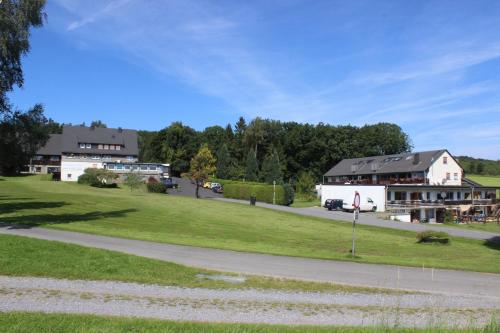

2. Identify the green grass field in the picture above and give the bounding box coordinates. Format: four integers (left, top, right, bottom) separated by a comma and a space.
0, 233, 391, 294
1, 176, 499, 273
1, 312, 497, 333
468, 174, 500, 197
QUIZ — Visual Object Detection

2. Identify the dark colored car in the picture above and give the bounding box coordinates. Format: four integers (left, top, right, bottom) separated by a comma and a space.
212, 185, 223, 193
161, 177, 178, 189
324, 199, 343, 211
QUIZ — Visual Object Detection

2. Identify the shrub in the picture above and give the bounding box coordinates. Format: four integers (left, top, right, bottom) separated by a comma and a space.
223, 182, 293, 205
416, 230, 450, 244
77, 168, 118, 188
444, 210, 454, 224
147, 182, 167, 193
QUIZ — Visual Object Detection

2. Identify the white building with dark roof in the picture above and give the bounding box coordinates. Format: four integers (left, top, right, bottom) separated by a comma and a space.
31, 125, 170, 182
320, 149, 499, 223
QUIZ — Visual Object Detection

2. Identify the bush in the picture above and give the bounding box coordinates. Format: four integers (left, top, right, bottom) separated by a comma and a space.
416, 230, 450, 244
77, 168, 118, 188
223, 182, 293, 206
444, 210, 454, 224
147, 182, 167, 193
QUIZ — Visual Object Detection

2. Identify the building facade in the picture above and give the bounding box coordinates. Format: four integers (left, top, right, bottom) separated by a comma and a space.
321, 150, 499, 223
30, 125, 168, 181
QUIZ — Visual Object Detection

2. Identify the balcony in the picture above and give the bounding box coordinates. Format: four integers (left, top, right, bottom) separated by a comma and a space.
326, 177, 427, 185
31, 159, 61, 166
387, 198, 499, 208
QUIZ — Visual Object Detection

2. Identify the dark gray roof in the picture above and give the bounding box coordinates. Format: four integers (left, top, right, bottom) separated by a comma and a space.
36, 126, 139, 156
324, 150, 449, 177
61, 125, 138, 156
37, 134, 63, 156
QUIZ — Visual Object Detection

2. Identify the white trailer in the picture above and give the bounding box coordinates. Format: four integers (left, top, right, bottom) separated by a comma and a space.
319, 184, 386, 212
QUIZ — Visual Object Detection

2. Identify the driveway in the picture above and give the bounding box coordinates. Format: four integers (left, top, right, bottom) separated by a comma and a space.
216, 198, 500, 241
167, 177, 222, 199
1, 225, 499, 297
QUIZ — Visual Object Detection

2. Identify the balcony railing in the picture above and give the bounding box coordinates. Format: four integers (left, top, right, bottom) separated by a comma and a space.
327, 177, 427, 185
387, 199, 499, 207
31, 160, 61, 166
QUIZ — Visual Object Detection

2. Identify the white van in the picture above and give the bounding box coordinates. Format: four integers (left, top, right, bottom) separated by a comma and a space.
342, 197, 377, 212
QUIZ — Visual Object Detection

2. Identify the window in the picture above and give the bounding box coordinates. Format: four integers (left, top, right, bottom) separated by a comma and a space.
124, 165, 131, 170
443, 156, 448, 164
110, 145, 115, 150
67, 174, 72, 179
116, 145, 121, 151
140, 165, 148, 171
116, 164, 123, 170
33, 155, 43, 161
127, 156, 135, 161
98, 144, 103, 149
457, 192, 461, 200
149, 166, 157, 171
86, 143, 91, 149
107, 164, 115, 170
446, 172, 450, 180
104, 145, 109, 150
91, 155, 100, 160
453, 173, 458, 180
50, 156, 60, 161
67, 154, 75, 159
80, 143, 86, 149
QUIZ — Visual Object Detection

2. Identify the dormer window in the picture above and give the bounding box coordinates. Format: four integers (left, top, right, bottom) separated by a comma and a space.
80, 143, 85, 149
443, 156, 448, 164
110, 145, 115, 150
116, 145, 121, 151
86, 143, 91, 149
98, 144, 103, 149
104, 145, 109, 150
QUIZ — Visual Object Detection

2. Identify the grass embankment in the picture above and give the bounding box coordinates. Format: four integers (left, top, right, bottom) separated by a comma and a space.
291, 196, 320, 208
0, 233, 388, 294
0, 176, 499, 273
468, 174, 500, 197
1, 313, 498, 333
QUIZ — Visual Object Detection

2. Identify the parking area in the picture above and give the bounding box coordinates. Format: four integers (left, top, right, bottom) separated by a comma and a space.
167, 177, 223, 199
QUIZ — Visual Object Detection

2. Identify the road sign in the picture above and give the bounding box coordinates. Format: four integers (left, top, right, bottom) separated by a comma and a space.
353, 191, 360, 209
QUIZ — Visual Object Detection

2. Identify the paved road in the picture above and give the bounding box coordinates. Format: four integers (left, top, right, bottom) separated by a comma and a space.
168, 177, 222, 199
1, 225, 499, 297
217, 198, 500, 241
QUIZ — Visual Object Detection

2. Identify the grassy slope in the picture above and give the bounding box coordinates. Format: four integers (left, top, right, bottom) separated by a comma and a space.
468, 174, 500, 197
1, 313, 496, 333
1, 176, 499, 273
0, 233, 390, 294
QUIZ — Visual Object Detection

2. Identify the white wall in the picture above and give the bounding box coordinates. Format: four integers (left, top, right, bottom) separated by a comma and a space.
61, 161, 103, 181
319, 185, 386, 212
427, 151, 462, 185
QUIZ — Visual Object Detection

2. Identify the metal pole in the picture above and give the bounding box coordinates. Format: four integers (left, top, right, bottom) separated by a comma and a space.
273, 180, 276, 205
352, 208, 357, 257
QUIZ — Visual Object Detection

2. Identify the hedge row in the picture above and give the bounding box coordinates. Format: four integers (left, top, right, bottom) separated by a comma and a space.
224, 183, 293, 206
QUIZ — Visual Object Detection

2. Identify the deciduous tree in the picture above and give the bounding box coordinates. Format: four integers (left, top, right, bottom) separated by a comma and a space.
189, 144, 216, 198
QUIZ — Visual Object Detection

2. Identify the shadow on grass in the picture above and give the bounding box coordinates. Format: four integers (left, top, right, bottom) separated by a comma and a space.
485, 236, 500, 251
0, 209, 138, 229
0, 201, 67, 214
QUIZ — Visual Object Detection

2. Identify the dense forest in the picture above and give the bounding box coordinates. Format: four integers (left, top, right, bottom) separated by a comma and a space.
456, 156, 500, 176
136, 117, 412, 182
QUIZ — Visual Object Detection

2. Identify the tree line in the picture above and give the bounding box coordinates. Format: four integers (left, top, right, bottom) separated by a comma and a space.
138, 119, 412, 183
457, 156, 500, 176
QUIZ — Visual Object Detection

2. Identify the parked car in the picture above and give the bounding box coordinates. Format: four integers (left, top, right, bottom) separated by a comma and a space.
160, 177, 178, 189
210, 182, 221, 189
324, 199, 343, 211
203, 181, 212, 189
212, 185, 223, 193
342, 197, 377, 212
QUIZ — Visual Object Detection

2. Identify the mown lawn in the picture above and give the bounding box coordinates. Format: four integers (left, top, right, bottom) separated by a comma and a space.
468, 174, 500, 197
1, 312, 497, 333
0, 233, 390, 294
1, 176, 499, 273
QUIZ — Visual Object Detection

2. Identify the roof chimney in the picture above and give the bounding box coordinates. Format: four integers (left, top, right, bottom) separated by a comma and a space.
118, 127, 123, 133
413, 153, 420, 165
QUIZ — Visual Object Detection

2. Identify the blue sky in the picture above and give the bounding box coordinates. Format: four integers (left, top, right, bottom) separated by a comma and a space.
10, 0, 500, 159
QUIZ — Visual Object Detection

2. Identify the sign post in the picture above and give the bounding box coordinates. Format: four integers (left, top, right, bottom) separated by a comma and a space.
352, 191, 360, 257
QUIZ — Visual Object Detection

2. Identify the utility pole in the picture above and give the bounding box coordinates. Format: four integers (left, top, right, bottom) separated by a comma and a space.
273, 180, 276, 205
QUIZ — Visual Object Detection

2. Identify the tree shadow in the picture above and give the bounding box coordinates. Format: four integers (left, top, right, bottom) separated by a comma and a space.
0, 209, 138, 229
484, 236, 500, 251
0, 201, 67, 214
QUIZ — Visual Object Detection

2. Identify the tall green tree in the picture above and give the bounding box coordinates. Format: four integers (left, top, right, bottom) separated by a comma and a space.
201, 125, 225, 153
245, 149, 258, 181
0, 0, 46, 114
189, 144, 216, 198
260, 147, 283, 184
216, 143, 232, 179
0, 104, 49, 174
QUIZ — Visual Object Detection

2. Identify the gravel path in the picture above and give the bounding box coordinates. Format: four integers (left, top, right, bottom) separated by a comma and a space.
216, 198, 500, 241
1, 276, 498, 327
